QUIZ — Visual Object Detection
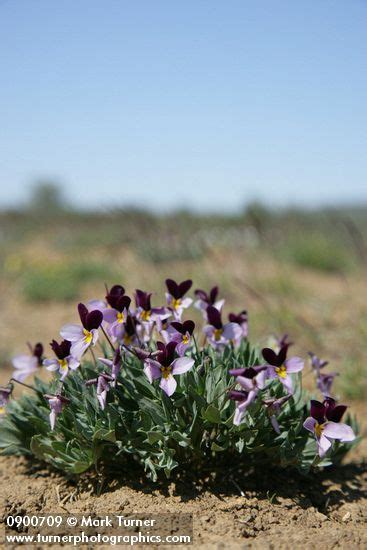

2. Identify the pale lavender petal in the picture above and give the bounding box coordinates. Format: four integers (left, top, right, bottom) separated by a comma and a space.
91, 329, 99, 345
303, 416, 316, 433
99, 358, 113, 368
256, 370, 267, 389
171, 357, 194, 375
70, 338, 89, 359
318, 433, 332, 457
214, 299, 225, 311
222, 322, 242, 341
280, 374, 293, 393
267, 367, 277, 379
270, 415, 281, 434
237, 376, 254, 392
203, 325, 215, 338
181, 297, 193, 309
103, 309, 118, 324
68, 356, 80, 371
50, 410, 57, 430
323, 421, 356, 442
12, 355, 38, 371
60, 324, 84, 342
160, 374, 177, 396
97, 390, 107, 410
144, 359, 162, 383
44, 359, 59, 371
285, 356, 304, 373
233, 406, 244, 426
176, 341, 189, 356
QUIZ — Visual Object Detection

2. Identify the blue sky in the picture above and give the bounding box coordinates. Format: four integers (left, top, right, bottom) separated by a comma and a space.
1, 0, 366, 211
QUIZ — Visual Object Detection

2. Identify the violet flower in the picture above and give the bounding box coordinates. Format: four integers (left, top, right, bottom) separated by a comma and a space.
86, 373, 114, 410
309, 352, 338, 397
135, 289, 170, 339
43, 340, 80, 380
262, 345, 304, 393
0, 385, 13, 419
11, 342, 43, 382
44, 393, 70, 430
165, 278, 193, 320
203, 306, 242, 349
144, 341, 194, 396
99, 349, 122, 386
60, 303, 103, 359
194, 286, 225, 319
267, 334, 293, 353
103, 286, 132, 339
228, 310, 248, 345
303, 397, 355, 457
263, 394, 292, 434
116, 314, 142, 346
162, 320, 195, 356
228, 366, 267, 425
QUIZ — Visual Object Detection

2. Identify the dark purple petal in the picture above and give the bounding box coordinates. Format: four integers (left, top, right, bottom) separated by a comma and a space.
278, 345, 288, 365
182, 320, 195, 334
85, 310, 103, 330
116, 295, 131, 312
228, 367, 247, 376
310, 400, 326, 423
228, 389, 248, 402
262, 348, 279, 366
194, 289, 208, 301
170, 321, 184, 334
327, 404, 347, 422
165, 279, 180, 299
178, 279, 192, 297
209, 286, 219, 304
78, 303, 89, 328
33, 343, 44, 362
50, 339, 71, 360
106, 285, 125, 308
135, 289, 152, 310
207, 306, 222, 329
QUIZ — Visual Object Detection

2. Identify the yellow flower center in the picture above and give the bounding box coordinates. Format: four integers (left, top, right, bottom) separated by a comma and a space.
124, 334, 132, 345
141, 310, 151, 322
117, 311, 125, 323
161, 366, 172, 379
182, 334, 189, 345
172, 298, 181, 310
58, 358, 68, 370
275, 365, 287, 379
83, 329, 93, 344
315, 422, 324, 438
214, 328, 222, 341
0, 406, 5, 415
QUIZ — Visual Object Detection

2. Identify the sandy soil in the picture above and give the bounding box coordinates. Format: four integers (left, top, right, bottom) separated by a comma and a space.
1, 430, 366, 549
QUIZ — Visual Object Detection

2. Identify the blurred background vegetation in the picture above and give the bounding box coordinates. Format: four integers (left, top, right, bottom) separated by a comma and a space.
1, 182, 367, 401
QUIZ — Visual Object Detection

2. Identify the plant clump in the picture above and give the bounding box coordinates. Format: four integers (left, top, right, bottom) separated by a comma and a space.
0, 279, 358, 480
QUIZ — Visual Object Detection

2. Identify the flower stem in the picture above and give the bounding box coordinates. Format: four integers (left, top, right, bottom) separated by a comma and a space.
101, 326, 115, 352
10, 378, 41, 395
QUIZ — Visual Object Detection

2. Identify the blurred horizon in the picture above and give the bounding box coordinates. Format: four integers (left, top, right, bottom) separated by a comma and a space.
1, 1, 367, 212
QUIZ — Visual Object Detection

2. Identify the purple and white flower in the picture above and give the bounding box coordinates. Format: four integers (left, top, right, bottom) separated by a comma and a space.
262, 394, 292, 434
44, 393, 70, 430
303, 397, 355, 457
135, 289, 170, 340
161, 320, 195, 356
194, 286, 225, 319
99, 349, 122, 387
0, 385, 13, 419
103, 286, 132, 340
309, 352, 338, 397
144, 341, 194, 397
165, 278, 193, 320
60, 303, 103, 359
228, 310, 248, 346
43, 340, 80, 380
228, 366, 267, 425
11, 342, 44, 382
262, 345, 304, 393
86, 372, 114, 410
203, 306, 242, 349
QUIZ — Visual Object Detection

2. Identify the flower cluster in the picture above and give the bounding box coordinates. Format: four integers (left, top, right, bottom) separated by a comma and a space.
1, 277, 357, 478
